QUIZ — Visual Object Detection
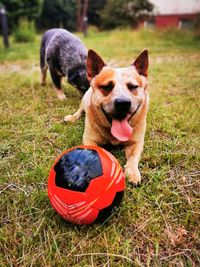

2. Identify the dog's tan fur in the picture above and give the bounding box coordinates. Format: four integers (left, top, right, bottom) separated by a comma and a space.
64, 49, 149, 184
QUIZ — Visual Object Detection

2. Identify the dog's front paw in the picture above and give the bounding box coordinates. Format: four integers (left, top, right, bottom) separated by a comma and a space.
40, 81, 46, 86
64, 114, 76, 123
124, 166, 141, 186
57, 93, 66, 100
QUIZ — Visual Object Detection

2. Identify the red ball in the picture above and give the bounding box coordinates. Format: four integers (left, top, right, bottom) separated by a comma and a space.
48, 146, 125, 225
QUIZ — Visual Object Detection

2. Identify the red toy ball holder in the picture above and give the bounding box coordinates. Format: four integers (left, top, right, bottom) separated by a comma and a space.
48, 146, 125, 225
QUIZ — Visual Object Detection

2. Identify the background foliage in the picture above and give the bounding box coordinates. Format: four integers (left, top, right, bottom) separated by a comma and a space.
38, 0, 77, 31
0, 0, 41, 30
13, 19, 36, 43
100, 0, 153, 29
0, 0, 153, 32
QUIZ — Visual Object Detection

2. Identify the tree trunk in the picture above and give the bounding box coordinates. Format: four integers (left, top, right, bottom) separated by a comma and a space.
77, 0, 82, 31
76, 0, 88, 32
82, 0, 88, 23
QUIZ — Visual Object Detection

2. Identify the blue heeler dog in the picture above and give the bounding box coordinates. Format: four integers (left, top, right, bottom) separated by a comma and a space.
40, 29, 89, 100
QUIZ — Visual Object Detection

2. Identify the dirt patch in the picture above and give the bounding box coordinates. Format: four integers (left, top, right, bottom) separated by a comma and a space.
0, 61, 40, 75
153, 54, 200, 64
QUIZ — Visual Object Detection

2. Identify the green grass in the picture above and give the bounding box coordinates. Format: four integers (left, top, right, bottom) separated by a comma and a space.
0, 28, 200, 266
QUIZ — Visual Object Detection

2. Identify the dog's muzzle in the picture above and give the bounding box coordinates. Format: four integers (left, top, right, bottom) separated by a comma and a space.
101, 102, 140, 124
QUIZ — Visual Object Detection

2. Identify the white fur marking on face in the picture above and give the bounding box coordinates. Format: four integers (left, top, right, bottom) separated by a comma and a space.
113, 68, 140, 97
114, 69, 125, 96
116, 71, 123, 92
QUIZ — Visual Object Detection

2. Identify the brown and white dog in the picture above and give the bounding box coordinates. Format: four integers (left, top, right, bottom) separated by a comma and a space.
64, 49, 149, 185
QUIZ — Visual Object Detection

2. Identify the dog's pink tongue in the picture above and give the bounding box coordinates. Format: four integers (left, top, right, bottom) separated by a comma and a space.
111, 118, 133, 142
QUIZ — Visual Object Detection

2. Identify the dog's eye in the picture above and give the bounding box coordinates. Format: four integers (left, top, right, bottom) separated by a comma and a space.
100, 81, 114, 91
127, 83, 139, 91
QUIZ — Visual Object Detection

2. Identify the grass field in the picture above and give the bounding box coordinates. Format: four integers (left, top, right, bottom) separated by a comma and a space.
0, 28, 200, 266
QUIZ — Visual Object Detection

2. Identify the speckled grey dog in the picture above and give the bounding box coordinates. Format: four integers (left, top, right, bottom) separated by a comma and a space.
40, 29, 89, 99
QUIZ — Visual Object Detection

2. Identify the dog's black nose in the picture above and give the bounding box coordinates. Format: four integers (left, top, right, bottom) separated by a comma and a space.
114, 98, 131, 114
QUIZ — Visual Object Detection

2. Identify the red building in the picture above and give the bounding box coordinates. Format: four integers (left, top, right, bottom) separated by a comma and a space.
146, 0, 200, 28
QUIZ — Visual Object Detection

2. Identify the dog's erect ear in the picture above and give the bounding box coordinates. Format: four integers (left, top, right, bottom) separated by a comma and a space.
87, 49, 106, 81
132, 50, 148, 77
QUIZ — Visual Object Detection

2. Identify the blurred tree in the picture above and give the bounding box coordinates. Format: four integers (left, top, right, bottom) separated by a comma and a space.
38, 0, 77, 31
87, 0, 106, 26
76, 0, 88, 32
0, 4, 9, 47
0, 0, 41, 31
0, 0, 153, 32
100, 0, 153, 29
